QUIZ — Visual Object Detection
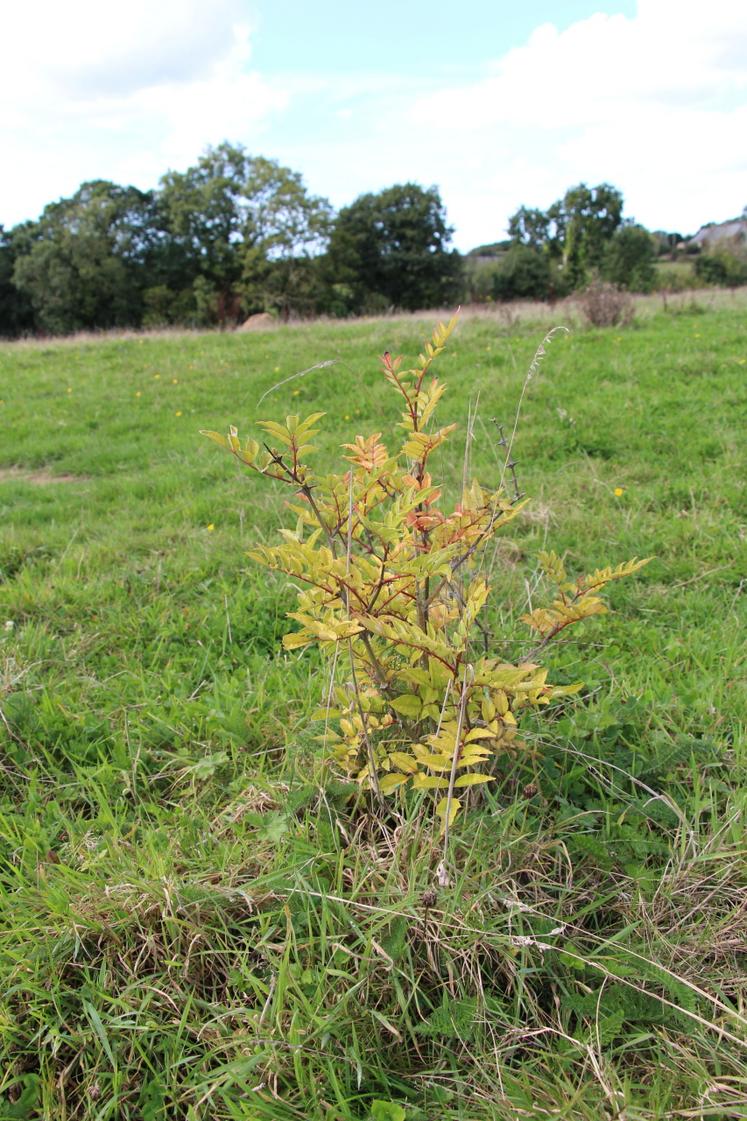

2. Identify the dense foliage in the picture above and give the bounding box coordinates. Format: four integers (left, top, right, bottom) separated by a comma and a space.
1, 146, 743, 335
204, 318, 646, 844
324, 184, 463, 314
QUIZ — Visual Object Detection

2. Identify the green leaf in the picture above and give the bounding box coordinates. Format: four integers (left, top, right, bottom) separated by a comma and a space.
370, 1101, 407, 1121
390, 694, 422, 719
414, 996, 478, 1040
83, 1001, 116, 1068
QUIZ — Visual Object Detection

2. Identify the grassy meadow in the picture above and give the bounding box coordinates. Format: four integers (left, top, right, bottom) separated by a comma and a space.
0, 301, 746, 1119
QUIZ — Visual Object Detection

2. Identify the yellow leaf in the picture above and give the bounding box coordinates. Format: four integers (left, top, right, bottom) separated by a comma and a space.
454, 773, 495, 788
200, 430, 229, 449
379, 773, 410, 794
282, 632, 311, 650
436, 797, 461, 830
411, 774, 449, 790
257, 420, 292, 446
464, 727, 494, 742
413, 751, 453, 771
388, 752, 419, 774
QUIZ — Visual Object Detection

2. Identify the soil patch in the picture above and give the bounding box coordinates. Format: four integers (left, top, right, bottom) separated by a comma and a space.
0, 467, 88, 486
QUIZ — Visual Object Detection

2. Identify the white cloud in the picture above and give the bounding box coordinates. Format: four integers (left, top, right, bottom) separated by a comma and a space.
404, 0, 747, 244
0, 0, 288, 225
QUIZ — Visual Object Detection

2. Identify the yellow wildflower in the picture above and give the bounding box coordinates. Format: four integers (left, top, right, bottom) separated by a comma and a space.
614, 487, 624, 497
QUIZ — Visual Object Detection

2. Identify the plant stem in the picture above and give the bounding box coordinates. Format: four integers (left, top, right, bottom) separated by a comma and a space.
441, 664, 473, 874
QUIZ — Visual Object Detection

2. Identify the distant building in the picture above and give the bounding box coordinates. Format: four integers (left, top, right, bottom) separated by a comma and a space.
687, 217, 747, 249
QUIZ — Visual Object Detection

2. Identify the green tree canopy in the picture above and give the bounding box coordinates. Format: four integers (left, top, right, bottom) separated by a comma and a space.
158, 143, 332, 323
326, 183, 462, 313
492, 244, 551, 302
12, 181, 158, 334
507, 206, 550, 252
507, 183, 624, 292
603, 224, 656, 291
0, 225, 34, 336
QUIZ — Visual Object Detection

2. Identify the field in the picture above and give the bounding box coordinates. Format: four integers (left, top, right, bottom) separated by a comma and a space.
1, 303, 746, 1120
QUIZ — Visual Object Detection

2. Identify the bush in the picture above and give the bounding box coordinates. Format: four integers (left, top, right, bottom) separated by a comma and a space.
462, 256, 502, 304
603, 225, 656, 292
492, 245, 551, 301
203, 317, 647, 861
653, 263, 698, 293
693, 242, 747, 288
578, 280, 634, 327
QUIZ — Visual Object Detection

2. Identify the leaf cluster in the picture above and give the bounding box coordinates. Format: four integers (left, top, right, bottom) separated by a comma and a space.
204, 318, 648, 831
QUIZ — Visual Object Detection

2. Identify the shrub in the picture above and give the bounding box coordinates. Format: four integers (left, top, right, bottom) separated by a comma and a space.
653, 264, 698, 293
603, 225, 656, 292
578, 279, 634, 327
693, 242, 747, 288
203, 318, 647, 858
492, 245, 551, 301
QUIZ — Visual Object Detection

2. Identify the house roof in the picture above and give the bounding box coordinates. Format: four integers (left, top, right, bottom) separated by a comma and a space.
688, 218, 747, 247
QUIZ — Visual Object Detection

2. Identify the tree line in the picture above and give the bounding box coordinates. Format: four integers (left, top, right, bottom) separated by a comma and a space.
0, 141, 737, 337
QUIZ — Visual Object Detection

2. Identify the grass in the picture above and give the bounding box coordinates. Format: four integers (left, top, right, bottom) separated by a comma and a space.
0, 303, 745, 1119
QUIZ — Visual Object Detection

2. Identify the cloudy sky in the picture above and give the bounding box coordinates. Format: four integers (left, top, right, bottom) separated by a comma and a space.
2, 0, 746, 250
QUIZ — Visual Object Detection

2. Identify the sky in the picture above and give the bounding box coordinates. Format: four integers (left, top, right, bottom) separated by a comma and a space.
2, 0, 746, 251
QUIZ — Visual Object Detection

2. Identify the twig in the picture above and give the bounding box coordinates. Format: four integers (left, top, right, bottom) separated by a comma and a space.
438, 664, 474, 887
256, 359, 336, 408
344, 468, 382, 802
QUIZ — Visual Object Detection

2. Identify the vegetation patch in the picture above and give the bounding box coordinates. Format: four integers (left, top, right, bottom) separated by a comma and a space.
0, 307, 745, 1119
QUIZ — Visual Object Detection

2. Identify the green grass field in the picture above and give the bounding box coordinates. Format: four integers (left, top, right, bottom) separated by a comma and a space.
1, 305, 745, 1120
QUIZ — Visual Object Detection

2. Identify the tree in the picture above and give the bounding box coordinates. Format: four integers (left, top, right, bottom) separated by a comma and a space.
550, 183, 623, 288
0, 225, 34, 336
239, 156, 332, 319
158, 143, 332, 324
603, 224, 656, 291
507, 206, 550, 251
326, 183, 462, 313
157, 142, 249, 323
506, 184, 624, 294
492, 245, 551, 301
12, 182, 158, 334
